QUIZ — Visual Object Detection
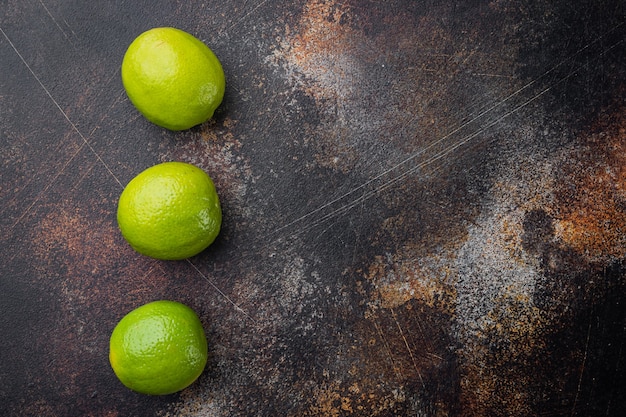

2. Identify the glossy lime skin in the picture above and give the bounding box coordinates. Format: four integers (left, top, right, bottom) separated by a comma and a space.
121, 27, 225, 131
117, 162, 222, 260
109, 300, 208, 395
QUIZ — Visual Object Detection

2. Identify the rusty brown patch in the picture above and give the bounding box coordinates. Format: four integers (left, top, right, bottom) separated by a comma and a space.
280, 0, 355, 103
33, 201, 171, 306
551, 103, 626, 263
303, 382, 354, 416
342, 301, 459, 416
362, 190, 550, 415
29, 190, 177, 414
272, 0, 365, 173
365, 252, 457, 313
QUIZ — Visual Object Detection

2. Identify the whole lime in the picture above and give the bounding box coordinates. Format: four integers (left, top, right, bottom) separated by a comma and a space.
121, 27, 225, 130
109, 300, 208, 395
117, 161, 221, 260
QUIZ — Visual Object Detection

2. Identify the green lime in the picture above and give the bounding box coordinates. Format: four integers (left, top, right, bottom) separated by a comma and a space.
109, 300, 208, 395
121, 27, 225, 131
117, 161, 222, 260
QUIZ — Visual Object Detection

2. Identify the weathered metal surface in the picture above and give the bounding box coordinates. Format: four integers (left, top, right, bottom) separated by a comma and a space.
1, 0, 625, 416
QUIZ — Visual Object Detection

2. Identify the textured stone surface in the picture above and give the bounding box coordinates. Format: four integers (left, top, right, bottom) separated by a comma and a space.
1, 1, 625, 416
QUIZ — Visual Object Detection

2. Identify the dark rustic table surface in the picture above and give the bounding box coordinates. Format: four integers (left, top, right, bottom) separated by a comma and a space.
1, 1, 625, 416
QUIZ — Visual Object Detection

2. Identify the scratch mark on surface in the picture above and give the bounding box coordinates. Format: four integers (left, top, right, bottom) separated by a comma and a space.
225, 0, 269, 33
70, 159, 98, 192
372, 314, 403, 381
351, 188, 368, 265
186, 259, 255, 323
571, 319, 593, 416
88, 86, 126, 138
38, 0, 74, 46
390, 308, 425, 388
471, 72, 517, 79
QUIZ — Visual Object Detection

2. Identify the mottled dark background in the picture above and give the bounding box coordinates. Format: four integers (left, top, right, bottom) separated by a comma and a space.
1, 1, 625, 416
